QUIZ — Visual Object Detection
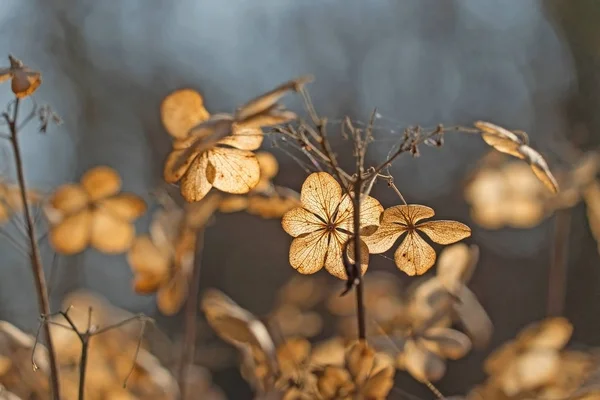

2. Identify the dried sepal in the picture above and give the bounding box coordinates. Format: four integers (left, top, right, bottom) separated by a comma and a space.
364, 204, 470, 276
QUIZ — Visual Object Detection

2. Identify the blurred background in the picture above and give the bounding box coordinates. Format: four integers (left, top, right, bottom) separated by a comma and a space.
1, 0, 600, 398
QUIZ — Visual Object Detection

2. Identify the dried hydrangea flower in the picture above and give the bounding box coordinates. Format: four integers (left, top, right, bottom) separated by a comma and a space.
281, 172, 383, 279
0, 55, 41, 98
465, 160, 550, 229
364, 204, 470, 276
46, 166, 146, 254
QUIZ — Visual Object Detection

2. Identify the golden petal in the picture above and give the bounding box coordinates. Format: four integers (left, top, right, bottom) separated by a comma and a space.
403, 339, 446, 382
160, 89, 210, 139
517, 317, 573, 350
127, 236, 170, 293
180, 154, 213, 202
81, 166, 121, 201
0, 68, 11, 83
394, 231, 436, 276
335, 195, 383, 235
436, 243, 479, 291
362, 219, 407, 254
518, 145, 559, 194
417, 220, 471, 245
48, 184, 89, 214
420, 327, 472, 360
500, 349, 560, 396
256, 151, 279, 180
384, 204, 435, 225
163, 148, 200, 183
342, 238, 370, 279
156, 272, 187, 315
281, 207, 324, 237
218, 123, 263, 151
11, 70, 41, 98
97, 194, 146, 221
90, 209, 135, 253
49, 210, 92, 254
288, 230, 328, 275
206, 147, 261, 194
300, 172, 343, 223
345, 340, 375, 386
474, 121, 526, 159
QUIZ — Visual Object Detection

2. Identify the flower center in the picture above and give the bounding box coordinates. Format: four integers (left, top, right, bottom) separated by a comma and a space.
325, 222, 337, 232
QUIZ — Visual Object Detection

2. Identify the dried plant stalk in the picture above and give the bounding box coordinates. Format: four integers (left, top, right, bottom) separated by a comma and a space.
4, 98, 61, 399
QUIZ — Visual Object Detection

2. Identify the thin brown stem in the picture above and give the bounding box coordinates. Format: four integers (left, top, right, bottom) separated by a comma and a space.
352, 178, 366, 340
5, 98, 60, 399
547, 209, 571, 316
178, 228, 206, 399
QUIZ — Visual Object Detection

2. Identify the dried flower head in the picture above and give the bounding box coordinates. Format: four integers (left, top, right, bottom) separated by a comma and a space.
465, 159, 550, 229
162, 77, 307, 202
483, 317, 573, 396
0, 55, 41, 98
364, 204, 471, 276
128, 196, 219, 315
281, 172, 383, 279
46, 166, 146, 254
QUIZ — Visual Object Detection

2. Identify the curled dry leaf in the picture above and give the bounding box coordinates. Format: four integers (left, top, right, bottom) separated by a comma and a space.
281, 172, 383, 279
46, 166, 146, 254
0, 55, 41, 98
162, 78, 304, 202
474, 121, 559, 194
364, 204, 471, 276
201, 289, 278, 383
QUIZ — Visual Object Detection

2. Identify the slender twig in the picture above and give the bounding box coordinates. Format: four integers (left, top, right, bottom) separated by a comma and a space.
351, 177, 366, 340
59, 309, 90, 400
547, 209, 571, 316
4, 98, 60, 399
178, 227, 206, 399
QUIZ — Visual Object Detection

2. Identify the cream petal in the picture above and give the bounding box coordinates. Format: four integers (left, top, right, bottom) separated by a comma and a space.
206, 147, 260, 194
281, 207, 325, 237
180, 154, 213, 202
300, 172, 343, 222
49, 210, 92, 254
394, 231, 436, 276
90, 209, 135, 254
160, 89, 210, 139
362, 221, 406, 254
417, 220, 471, 245
81, 166, 121, 201
288, 230, 329, 275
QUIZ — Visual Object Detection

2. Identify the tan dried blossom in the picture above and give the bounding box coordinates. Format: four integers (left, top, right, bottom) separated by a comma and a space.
465, 160, 551, 229
128, 195, 219, 315
0, 55, 41, 98
46, 166, 146, 254
408, 244, 493, 348
364, 204, 471, 276
269, 275, 327, 338
483, 317, 573, 396
474, 121, 559, 194
281, 172, 383, 279
162, 77, 309, 202
315, 341, 395, 400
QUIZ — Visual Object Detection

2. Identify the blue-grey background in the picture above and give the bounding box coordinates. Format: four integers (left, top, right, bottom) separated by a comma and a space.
1, 0, 599, 398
